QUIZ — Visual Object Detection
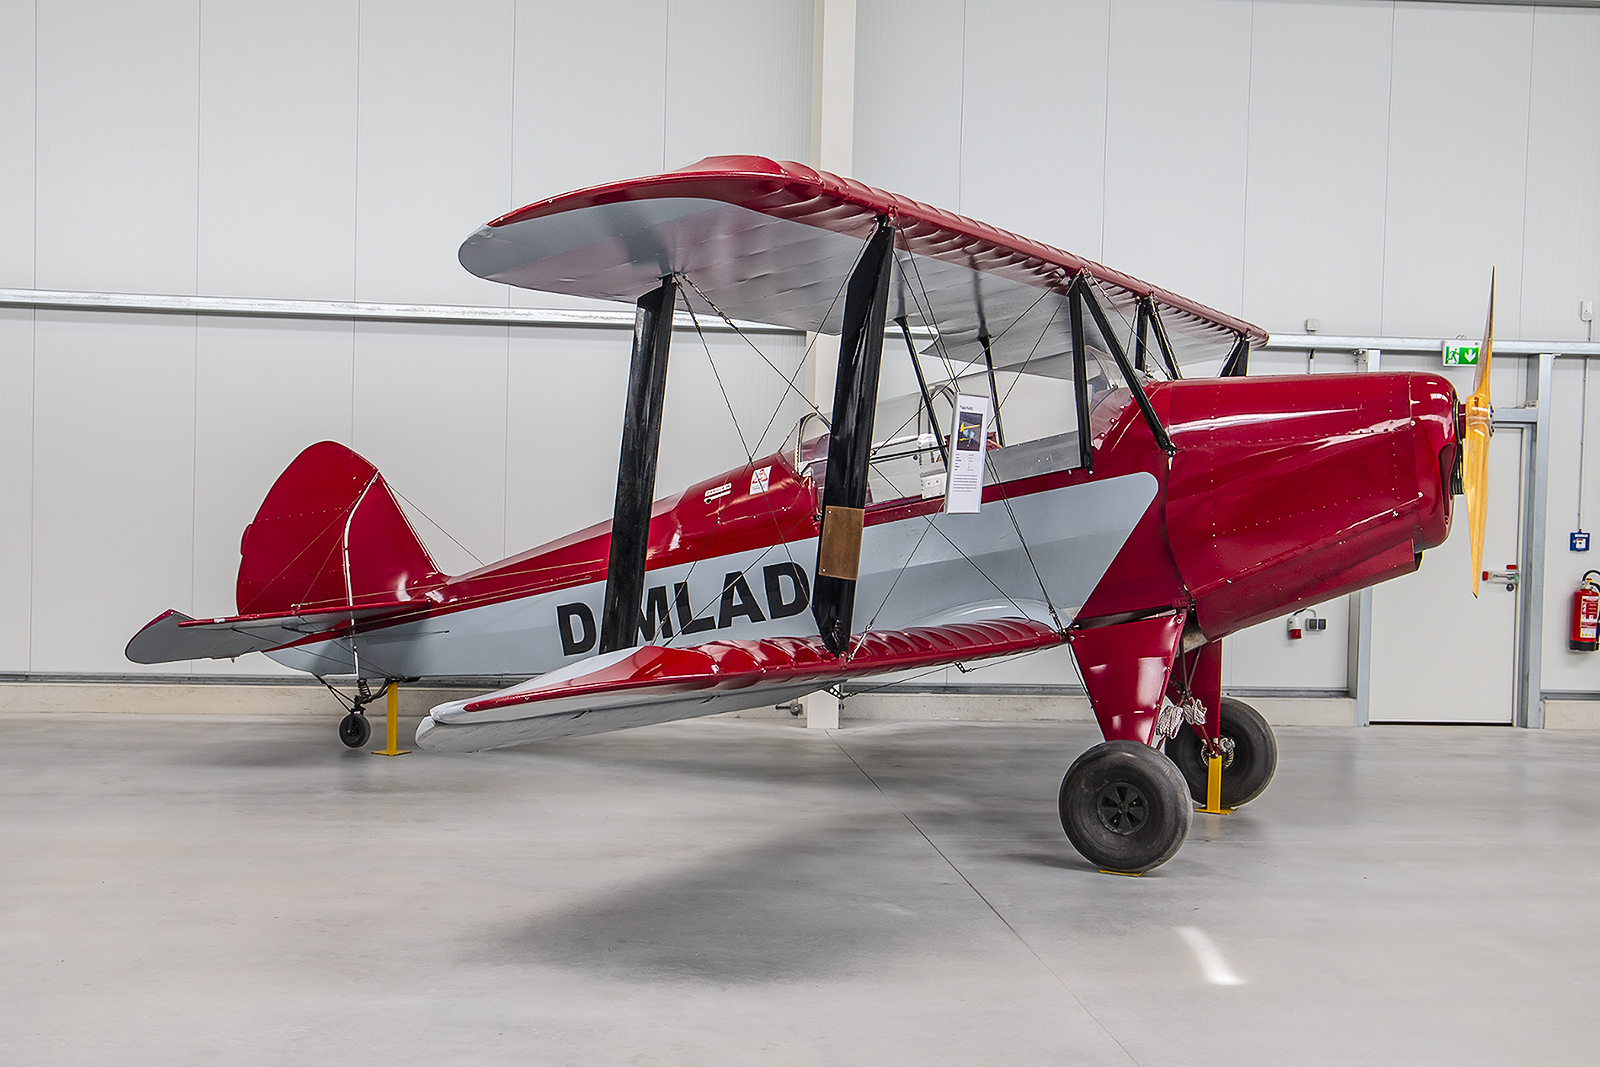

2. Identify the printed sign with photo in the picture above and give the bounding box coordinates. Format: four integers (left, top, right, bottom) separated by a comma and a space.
945, 394, 990, 514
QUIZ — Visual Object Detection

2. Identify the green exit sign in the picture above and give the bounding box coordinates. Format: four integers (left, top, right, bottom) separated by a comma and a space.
1443, 342, 1480, 366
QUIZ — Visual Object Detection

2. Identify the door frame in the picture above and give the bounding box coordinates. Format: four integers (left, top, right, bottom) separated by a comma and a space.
1500, 352, 1554, 728
1347, 351, 1554, 727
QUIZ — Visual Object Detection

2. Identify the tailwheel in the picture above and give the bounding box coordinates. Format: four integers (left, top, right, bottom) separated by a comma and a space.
338, 712, 371, 749
1059, 740, 1192, 874
1166, 696, 1278, 808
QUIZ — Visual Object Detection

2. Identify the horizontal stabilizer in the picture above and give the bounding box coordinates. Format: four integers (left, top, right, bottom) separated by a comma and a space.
414, 617, 1061, 752
125, 605, 411, 665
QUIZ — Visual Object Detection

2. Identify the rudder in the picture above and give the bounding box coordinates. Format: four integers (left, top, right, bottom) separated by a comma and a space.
236, 441, 442, 616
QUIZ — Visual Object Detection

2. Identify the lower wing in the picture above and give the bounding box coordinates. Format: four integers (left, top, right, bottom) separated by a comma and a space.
414, 617, 1061, 752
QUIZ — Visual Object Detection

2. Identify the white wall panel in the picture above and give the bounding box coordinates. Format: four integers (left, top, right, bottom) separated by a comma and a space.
506, 1, 668, 315
0, 310, 33, 671
1241, 0, 1392, 336
502, 327, 808, 563
958, 0, 1109, 257
30, 313, 195, 673
510, 1, 667, 207
187, 318, 356, 677
1102, 0, 1252, 316
665, 0, 812, 169
34, 0, 199, 295
0, 0, 35, 288
198, 0, 359, 301
1518, 9, 1600, 342
1380, 3, 1533, 339
1222, 596, 1349, 691
354, 0, 515, 307
9, 0, 1600, 705
852, 0, 966, 211
505, 328, 630, 555
656, 330, 808, 497
351, 322, 509, 575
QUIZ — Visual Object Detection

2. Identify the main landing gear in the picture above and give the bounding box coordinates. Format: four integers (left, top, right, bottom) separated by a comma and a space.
1057, 698, 1278, 874
1059, 741, 1193, 874
1165, 697, 1278, 809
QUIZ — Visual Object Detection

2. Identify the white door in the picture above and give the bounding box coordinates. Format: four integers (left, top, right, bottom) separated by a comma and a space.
1368, 426, 1525, 723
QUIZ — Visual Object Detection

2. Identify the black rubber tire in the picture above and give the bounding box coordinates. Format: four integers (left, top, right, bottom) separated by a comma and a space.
338, 712, 371, 749
1166, 696, 1278, 808
1059, 740, 1192, 874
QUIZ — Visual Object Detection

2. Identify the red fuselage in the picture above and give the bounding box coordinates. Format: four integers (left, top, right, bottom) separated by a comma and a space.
429, 370, 1459, 651
1084, 371, 1458, 638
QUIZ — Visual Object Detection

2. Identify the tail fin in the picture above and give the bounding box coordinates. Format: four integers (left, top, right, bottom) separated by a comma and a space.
236, 441, 443, 616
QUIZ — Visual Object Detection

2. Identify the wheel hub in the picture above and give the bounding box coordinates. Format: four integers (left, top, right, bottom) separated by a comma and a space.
1205, 735, 1237, 770
1095, 781, 1149, 835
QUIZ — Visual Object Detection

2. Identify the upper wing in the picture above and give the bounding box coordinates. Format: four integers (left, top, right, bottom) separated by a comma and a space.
414, 617, 1061, 752
458, 155, 1264, 375
125, 605, 415, 664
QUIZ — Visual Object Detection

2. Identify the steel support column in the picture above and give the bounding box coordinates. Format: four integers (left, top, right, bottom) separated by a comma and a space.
599, 279, 677, 654
1346, 349, 1380, 725
1348, 589, 1373, 726
1510, 354, 1554, 728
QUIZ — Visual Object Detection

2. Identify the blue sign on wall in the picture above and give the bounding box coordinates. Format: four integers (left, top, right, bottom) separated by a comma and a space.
1572, 531, 1590, 552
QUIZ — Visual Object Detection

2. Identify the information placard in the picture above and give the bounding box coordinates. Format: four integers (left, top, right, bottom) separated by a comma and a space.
944, 394, 991, 514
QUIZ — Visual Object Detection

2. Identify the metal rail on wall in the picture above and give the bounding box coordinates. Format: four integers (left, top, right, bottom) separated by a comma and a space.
0, 287, 794, 334
1263, 334, 1600, 358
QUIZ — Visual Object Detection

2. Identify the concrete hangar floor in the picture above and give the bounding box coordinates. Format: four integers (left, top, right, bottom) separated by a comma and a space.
2, 710, 1595, 1066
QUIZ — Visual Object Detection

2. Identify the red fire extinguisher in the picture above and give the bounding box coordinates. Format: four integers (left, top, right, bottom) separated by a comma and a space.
1571, 571, 1600, 651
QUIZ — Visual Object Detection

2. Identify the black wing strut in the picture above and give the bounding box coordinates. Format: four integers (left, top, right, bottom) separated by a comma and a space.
813, 217, 895, 656
599, 278, 677, 654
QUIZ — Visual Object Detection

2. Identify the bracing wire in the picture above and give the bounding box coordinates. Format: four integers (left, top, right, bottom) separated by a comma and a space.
839, 639, 1060, 699
654, 233, 894, 650
678, 271, 836, 434
390, 485, 486, 569
652, 229, 1070, 657
659, 257, 871, 649
884, 227, 1063, 633
682, 294, 756, 465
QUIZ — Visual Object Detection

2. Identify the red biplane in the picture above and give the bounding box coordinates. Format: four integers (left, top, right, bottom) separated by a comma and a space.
129, 156, 1485, 873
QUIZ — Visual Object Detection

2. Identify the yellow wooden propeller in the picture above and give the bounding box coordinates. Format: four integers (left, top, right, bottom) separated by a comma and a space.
1464, 271, 1494, 597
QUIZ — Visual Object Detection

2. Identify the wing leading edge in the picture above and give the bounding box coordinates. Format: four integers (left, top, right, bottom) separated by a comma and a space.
413, 617, 1062, 752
